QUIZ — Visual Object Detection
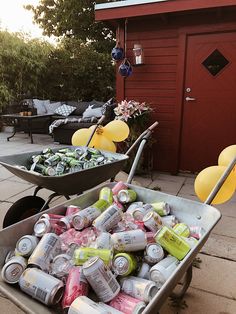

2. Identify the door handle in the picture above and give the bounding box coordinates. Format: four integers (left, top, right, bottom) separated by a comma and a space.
186, 97, 196, 101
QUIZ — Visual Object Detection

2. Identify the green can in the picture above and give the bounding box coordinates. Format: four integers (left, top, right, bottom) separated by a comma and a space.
44, 154, 61, 166
32, 155, 44, 164
92, 199, 109, 212
155, 226, 191, 260
117, 189, 137, 204
173, 223, 190, 238
99, 187, 113, 205
112, 253, 137, 276
151, 202, 170, 216
42, 148, 53, 154
73, 248, 113, 266
31, 163, 56, 176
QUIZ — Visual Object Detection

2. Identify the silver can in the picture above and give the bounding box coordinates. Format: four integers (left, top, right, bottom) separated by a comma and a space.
137, 262, 151, 280
1, 256, 27, 284
111, 230, 147, 252
28, 233, 61, 271
161, 215, 177, 228
132, 207, 147, 221
83, 256, 120, 302
117, 189, 137, 204
120, 276, 158, 303
15, 235, 39, 257
50, 254, 73, 278
4, 250, 15, 264
19, 268, 64, 305
144, 243, 164, 265
143, 211, 163, 232
95, 232, 112, 250
151, 202, 171, 216
150, 256, 179, 289
68, 296, 123, 314
33, 218, 65, 237
72, 206, 101, 230
93, 204, 123, 232
126, 202, 143, 216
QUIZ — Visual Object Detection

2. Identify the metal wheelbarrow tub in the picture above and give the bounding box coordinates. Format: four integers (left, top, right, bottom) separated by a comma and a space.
0, 182, 221, 314
0, 147, 129, 196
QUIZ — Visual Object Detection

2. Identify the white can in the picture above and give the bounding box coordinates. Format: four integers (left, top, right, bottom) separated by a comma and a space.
15, 235, 39, 257
95, 232, 112, 250
136, 262, 151, 280
126, 202, 143, 215
144, 243, 164, 265
93, 204, 123, 232
143, 211, 162, 232
19, 268, 64, 305
120, 276, 158, 303
150, 256, 179, 288
111, 230, 147, 252
72, 206, 101, 230
161, 215, 177, 228
1, 256, 27, 284
68, 296, 123, 314
83, 257, 120, 303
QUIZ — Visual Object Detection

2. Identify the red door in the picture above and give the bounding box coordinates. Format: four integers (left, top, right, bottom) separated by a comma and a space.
180, 32, 236, 172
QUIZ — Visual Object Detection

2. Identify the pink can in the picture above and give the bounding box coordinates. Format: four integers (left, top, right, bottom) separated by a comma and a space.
66, 205, 81, 216
62, 266, 89, 310
112, 181, 128, 195
109, 292, 146, 314
40, 213, 64, 222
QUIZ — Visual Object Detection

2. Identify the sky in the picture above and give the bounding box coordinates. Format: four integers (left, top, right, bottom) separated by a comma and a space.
0, 0, 54, 43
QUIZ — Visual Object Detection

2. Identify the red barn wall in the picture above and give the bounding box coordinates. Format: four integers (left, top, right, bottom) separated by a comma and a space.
115, 8, 236, 173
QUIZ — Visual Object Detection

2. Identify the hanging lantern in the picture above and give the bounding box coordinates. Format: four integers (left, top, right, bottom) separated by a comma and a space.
133, 44, 145, 66
118, 58, 133, 77
111, 42, 124, 61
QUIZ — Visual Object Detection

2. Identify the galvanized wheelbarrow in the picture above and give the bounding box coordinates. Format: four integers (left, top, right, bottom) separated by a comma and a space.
0, 121, 158, 227
0, 158, 233, 314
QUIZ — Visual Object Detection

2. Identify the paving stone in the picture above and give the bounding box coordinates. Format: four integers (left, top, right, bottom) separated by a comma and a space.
178, 182, 195, 196
0, 202, 13, 229
0, 295, 24, 314
191, 253, 236, 299
7, 176, 33, 185
148, 179, 182, 195
212, 215, 236, 238
176, 192, 199, 202
152, 172, 187, 184
0, 181, 31, 201
214, 196, 236, 218
160, 287, 236, 314
0, 167, 14, 180
201, 233, 236, 261
133, 174, 152, 187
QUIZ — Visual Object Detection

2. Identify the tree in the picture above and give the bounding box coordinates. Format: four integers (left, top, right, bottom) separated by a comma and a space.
26, 0, 117, 52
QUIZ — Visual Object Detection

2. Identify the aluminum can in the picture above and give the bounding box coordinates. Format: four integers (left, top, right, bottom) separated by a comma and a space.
4, 250, 15, 263
132, 206, 147, 221
19, 268, 64, 305
155, 226, 191, 260
173, 223, 190, 238
74, 248, 113, 266
117, 189, 137, 204
112, 253, 137, 276
146, 231, 156, 244
40, 213, 64, 221
44, 154, 61, 166
95, 232, 112, 250
109, 292, 146, 314
72, 207, 102, 230
31, 163, 56, 176
50, 254, 73, 278
33, 218, 66, 237
99, 187, 113, 205
83, 257, 120, 302
150, 255, 179, 289
120, 276, 158, 303
143, 211, 163, 232
151, 202, 170, 216
144, 243, 164, 265
126, 202, 143, 215
189, 225, 206, 239
15, 235, 39, 257
93, 204, 123, 232
161, 215, 177, 228
1, 256, 27, 284
182, 236, 198, 248
137, 262, 151, 280
28, 233, 61, 271
66, 205, 81, 216
112, 181, 128, 196
62, 266, 89, 309
68, 296, 123, 314
93, 199, 110, 212
111, 230, 147, 252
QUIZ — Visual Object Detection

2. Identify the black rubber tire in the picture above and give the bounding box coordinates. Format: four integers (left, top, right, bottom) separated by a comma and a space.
3, 196, 48, 228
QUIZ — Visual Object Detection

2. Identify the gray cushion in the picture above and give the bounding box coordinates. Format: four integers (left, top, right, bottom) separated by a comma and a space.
32, 99, 47, 115
73, 101, 91, 116
54, 104, 76, 117
82, 105, 103, 118
45, 101, 62, 114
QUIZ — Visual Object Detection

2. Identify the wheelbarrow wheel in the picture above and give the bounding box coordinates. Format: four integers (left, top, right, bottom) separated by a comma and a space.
3, 196, 48, 228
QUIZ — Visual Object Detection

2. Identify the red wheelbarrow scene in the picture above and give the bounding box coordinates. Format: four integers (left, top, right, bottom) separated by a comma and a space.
0, 1, 236, 314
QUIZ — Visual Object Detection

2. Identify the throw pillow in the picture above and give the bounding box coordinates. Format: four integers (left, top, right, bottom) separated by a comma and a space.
32, 99, 47, 115
82, 105, 103, 119
54, 104, 76, 117
45, 101, 62, 114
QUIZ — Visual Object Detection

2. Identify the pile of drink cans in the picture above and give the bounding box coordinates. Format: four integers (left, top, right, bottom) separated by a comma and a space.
28, 147, 117, 176
1, 182, 205, 314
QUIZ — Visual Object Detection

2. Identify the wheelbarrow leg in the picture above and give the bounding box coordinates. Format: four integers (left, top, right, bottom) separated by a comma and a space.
170, 264, 192, 299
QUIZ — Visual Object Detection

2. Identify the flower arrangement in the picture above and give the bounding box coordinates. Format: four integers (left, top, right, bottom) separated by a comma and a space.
114, 99, 152, 122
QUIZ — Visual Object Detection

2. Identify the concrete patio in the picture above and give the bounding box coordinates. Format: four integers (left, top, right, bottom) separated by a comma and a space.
0, 131, 235, 313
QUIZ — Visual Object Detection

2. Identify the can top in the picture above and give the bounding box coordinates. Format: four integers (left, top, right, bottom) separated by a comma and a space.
149, 269, 166, 285
1, 256, 27, 284
143, 211, 154, 222
146, 284, 159, 301
83, 256, 101, 269
135, 302, 146, 314
146, 243, 164, 260
16, 235, 37, 256
34, 218, 50, 237
113, 256, 129, 275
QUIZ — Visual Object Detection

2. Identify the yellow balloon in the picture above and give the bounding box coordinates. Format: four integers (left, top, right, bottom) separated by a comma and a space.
89, 133, 116, 152
103, 120, 130, 142
194, 166, 236, 204
218, 145, 236, 167
71, 128, 90, 146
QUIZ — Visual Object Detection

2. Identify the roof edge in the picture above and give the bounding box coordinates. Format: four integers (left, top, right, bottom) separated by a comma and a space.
95, 0, 168, 11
